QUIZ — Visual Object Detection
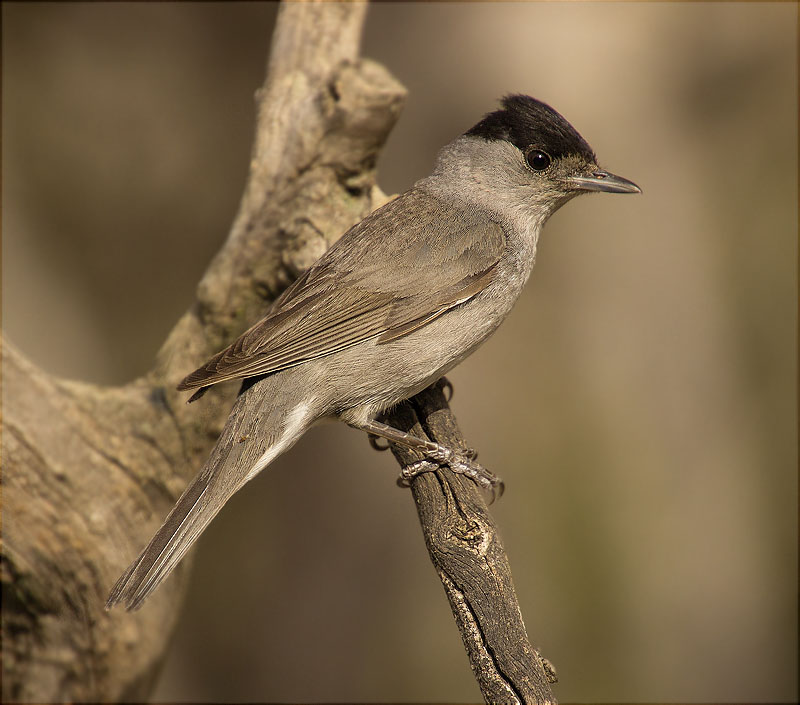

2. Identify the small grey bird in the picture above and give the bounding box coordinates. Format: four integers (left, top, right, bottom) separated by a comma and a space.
107, 95, 640, 610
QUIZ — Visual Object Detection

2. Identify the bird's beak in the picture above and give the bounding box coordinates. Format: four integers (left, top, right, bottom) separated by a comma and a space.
567, 170, 641, 194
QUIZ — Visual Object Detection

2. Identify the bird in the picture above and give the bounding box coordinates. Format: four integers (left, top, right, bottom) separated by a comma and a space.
107, 94, 640, 610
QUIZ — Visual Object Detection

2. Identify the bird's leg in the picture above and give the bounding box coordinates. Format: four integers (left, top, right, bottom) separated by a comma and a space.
354, 419, 504, 499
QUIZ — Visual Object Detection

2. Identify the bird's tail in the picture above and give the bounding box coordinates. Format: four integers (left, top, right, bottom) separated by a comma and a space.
106, 464, 219, 611
106, 376, 317, 611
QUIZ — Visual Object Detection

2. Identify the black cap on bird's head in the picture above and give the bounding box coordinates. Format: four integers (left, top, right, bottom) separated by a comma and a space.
466, 95, 596, 163
466, 94, 640, 195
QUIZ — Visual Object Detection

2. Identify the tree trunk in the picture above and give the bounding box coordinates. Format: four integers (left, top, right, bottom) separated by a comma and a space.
2, 4, 403, 701
1, 3, 555, 703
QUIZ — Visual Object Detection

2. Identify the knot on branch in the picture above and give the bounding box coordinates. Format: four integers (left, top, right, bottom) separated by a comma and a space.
380, 381, 557, 703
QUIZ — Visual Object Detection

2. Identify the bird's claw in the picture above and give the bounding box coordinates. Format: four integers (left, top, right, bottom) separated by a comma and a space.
398, 448, 504, 502
397, 460, 439, 487
368, 433, 390, 451
448, 455, 504, 503
440, 378, 454, 402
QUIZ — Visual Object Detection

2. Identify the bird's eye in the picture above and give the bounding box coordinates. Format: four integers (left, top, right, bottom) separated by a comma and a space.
525, 148, 551, 171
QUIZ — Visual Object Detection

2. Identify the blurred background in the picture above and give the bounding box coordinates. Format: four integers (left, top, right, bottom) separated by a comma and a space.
3, 2, 797, 702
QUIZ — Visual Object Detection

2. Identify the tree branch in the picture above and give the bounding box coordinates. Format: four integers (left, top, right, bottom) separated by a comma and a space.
2, 4, 403, 701
383, 380, 557, 704
2, 3, 555, 703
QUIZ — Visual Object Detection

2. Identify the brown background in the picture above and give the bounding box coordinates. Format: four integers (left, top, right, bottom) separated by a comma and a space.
3, 2, 797, 703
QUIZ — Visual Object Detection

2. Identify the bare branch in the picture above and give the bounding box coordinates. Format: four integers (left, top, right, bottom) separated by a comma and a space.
383, 380, 557, 704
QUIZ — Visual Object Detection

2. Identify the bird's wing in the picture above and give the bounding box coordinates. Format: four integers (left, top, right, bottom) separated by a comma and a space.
178, 189, 506, 391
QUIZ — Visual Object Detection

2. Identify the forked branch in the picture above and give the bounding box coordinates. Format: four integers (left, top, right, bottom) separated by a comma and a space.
2, 3, 554, 703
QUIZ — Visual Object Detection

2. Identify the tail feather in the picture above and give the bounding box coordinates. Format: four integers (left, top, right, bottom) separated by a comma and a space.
106, 467, 219, 610
107, 377, 318, 610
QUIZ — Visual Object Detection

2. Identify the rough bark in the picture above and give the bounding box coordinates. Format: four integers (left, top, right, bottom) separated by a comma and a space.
2, 2, 555, 703
2, 3, 403, 701
383, 381, 557, 704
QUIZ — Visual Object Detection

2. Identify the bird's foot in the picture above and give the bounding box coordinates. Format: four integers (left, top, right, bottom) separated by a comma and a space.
397, 448, 504, 502
397, 460, 439, 487
429, 446, 504, 502
357, 418, 503, 501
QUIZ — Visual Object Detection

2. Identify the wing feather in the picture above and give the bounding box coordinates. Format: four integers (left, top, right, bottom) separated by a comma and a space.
178, 189, 506, 392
